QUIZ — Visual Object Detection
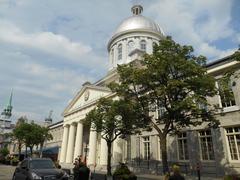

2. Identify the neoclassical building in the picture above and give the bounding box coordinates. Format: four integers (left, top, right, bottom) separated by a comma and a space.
60, 5, 240, 176
60, 5, 164, 167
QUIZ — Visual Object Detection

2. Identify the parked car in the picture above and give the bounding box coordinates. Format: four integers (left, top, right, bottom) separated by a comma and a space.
12, 158, 69, 180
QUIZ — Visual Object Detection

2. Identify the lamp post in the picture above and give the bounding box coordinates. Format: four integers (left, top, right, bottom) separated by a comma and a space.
84, 144, 89, 164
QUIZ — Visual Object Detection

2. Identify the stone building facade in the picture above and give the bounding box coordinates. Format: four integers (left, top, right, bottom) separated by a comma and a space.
60, 5, 240, 176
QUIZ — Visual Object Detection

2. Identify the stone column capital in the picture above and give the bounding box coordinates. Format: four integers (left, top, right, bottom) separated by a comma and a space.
63, 124, 70, 128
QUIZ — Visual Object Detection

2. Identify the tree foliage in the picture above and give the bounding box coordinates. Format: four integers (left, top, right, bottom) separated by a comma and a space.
12, 120, 52, 157
85, 97, 140, 176
0, 147, 9, 157
109, 36, 219, 173
38, 126, 53, 158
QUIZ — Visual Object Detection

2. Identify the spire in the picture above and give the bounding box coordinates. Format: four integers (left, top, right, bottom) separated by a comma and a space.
7, 90, 13, 108
131, 5, 143, 15
1, 91, 13, 119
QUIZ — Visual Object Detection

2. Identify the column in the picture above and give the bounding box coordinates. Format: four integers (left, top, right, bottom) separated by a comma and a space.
88, 129, 97, 165
60, 125, 69, 163
113, 137, 123, 164
66, 123, 77, 163
99, 137, 108, 165
74, 122, 84, 159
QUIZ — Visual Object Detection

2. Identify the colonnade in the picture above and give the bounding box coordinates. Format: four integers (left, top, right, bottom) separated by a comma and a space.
59, 121, 123, 166
60, 122, 89, 164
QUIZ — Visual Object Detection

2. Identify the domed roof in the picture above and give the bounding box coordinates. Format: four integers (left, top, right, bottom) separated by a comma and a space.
112, 5, 164, 38
114, 15, 163, 35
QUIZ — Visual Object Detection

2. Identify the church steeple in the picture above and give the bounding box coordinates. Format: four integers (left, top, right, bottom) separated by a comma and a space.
1, 91, 13, 119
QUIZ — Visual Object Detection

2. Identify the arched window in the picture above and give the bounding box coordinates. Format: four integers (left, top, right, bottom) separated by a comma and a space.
127, 41, 134, 54
140, 40, 146, 52
118, 44, 122, 60
111, 49, 114, 64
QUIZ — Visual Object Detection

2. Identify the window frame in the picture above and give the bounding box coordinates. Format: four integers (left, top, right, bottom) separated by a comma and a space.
140, 40, 147, 52
127, 40, 134, 55
142, 136, 151, 160
117, 44, 122, 60
216, 80, 236, 108
177, 132, 189, 161
225, 126, 240, 162
198, 129, 215, 161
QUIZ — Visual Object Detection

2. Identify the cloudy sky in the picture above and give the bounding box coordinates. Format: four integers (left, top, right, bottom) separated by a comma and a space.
0, 0, 239, 123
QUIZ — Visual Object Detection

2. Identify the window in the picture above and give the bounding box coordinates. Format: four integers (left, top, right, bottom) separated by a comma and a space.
226, 127, 240, 160
156, 105, 166, 120
199, 130, 215, 160
118, 44, 122, 60
177, 132, 189, 160
218, 80, 236, 108
127, 41, 134, 54
142, 136, 150, 160
140, 40, 146, 51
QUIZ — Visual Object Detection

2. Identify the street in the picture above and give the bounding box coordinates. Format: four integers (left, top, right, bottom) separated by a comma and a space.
0, 164, 222, 180
0, 164, 15, 180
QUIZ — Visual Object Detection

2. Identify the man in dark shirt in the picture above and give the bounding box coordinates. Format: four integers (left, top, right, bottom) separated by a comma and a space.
169, 165, 185, 180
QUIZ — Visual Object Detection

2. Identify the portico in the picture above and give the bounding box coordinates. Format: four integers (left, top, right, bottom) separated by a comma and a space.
60, 84, 115, 167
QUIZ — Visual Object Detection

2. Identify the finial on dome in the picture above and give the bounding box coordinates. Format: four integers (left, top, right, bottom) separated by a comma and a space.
131, 5, 143, 15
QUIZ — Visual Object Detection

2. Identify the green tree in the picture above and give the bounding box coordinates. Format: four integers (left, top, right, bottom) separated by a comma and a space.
12, 122, 26, 159
85, 98, 140, 176
110, 36, 219, 173
24, 123, 43, 156
12, 122, 41, 157
38, 126, 53, 158
0, 147, 9, 157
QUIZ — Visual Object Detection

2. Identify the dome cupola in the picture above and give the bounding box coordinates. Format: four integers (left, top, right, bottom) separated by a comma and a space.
107, 5, 164, 71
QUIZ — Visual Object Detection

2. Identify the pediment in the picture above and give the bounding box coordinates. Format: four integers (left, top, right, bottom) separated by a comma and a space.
63, 85, 111, 115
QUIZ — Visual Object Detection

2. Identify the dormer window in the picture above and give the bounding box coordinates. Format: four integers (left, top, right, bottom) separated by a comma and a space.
118, 44, 122, 60
140, 40, 146, 52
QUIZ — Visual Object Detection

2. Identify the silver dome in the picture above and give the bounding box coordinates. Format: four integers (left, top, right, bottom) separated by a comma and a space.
114, 15, 163, 36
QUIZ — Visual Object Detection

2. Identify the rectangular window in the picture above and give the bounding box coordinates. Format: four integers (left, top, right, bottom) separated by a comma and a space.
142, 136, 150, 160
156, 105, 166, 119
118, 45, 122, 60
177, 132, 189, 160
199, 130, 215, 160
218, 81, 236, 108
226, 127, 240, 160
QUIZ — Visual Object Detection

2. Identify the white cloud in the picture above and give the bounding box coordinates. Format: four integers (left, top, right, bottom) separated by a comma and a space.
0, 20, 91, 61
148, 0, 236, 59
21, 62, 94, 95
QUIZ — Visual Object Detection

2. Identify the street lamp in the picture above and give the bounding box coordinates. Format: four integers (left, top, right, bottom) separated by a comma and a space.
83, 144, 89, 164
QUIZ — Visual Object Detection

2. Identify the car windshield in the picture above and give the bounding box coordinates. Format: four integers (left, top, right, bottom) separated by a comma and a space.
29, 160, 55, 169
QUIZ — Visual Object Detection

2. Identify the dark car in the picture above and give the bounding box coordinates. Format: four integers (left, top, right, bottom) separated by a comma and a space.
12, 158, 69, 180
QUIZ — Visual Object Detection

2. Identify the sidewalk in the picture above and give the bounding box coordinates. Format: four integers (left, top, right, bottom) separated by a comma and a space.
136, 173, 221, 180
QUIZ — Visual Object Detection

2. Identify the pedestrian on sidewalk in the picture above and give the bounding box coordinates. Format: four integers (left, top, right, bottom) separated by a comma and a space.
73, 156, 90, 180
169, 165, 185, 180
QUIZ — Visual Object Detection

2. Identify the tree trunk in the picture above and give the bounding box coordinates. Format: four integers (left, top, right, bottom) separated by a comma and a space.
18, 143, 22, 160
25, 145, 27, 158
160, 135, 169, 174
107, 141, 112, 176
30, 146, 33, 156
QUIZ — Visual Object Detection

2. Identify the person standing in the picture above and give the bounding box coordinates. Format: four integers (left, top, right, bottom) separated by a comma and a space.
169, 165, 185, 180
73, 158, 80, 180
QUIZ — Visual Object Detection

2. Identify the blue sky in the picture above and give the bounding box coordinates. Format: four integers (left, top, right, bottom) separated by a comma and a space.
0, 0, 239, 123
